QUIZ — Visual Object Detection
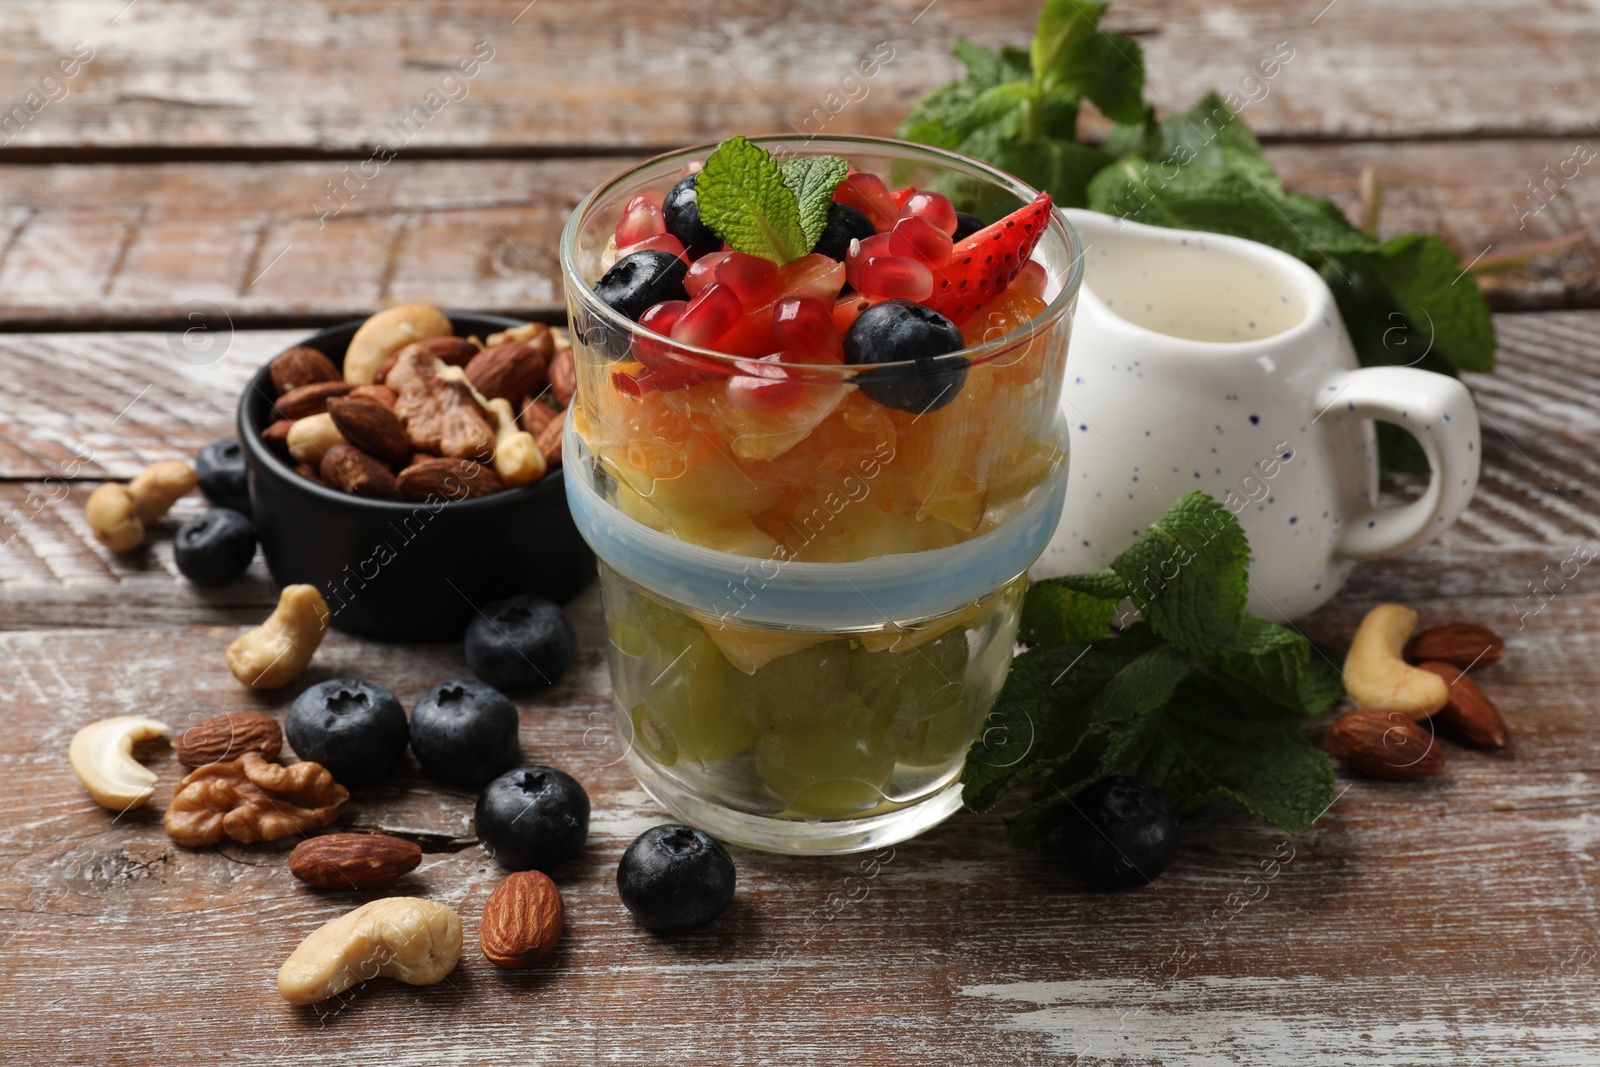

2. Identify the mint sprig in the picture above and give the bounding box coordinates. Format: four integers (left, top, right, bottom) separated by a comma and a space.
898, 2, 1497, 474
962, 491, 1342, 845
694, 137, 848, 264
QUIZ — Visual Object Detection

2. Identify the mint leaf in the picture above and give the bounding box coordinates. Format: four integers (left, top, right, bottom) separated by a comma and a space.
1019, 577, 1119, 646
1057, 569, 1127, 600
1101, 675, 1335, 832
696, 136, 809, 263
963, 629, 1168, 812
779, 155, 850, 249
1032, 0, 1145, 124
1109, 490, 1249, 656
1207, 615, 1344, 714
1342, 234, 1496, 374
992, 135, 1112, 210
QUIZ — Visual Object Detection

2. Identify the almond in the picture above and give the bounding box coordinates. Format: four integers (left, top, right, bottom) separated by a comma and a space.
273, 380, 356, 421
175, 711, 283, 767
289, 833, 422, 890
536, 409, 564, 467
548, 347, 576, 409
1327, 708, 1445, 779
327, 395, 412, 464
480, 870, 563, 968
1417, 661, 1508, 749
466, 338, 552, 402
413, 335, 481, 367
519, 395, 557, 435
270, 346, 341, 394
395, 456, 505, 500
349, 384, 398, 409
1404, 624, 1504, 670
294, 461, 325, 486
320, 444, 401, 499
262, 419, 294, 453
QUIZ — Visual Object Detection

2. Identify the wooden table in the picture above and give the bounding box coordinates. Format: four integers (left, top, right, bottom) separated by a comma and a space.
4, 3, 1599, 1063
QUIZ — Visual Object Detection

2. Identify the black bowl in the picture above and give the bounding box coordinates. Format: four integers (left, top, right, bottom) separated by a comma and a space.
237, 312, 594, 641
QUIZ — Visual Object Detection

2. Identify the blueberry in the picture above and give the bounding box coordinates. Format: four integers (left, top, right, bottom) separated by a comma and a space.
464, 594, 577, 692
952, 211, 987, 241
1061, 776, 1178, 889
196, 437, 251, 514
588, 250, 690, 358
662, 174, 722, 260
812, 202, 876, 262
842, 299, 967, 414
287, 679, 409, 786
173, 508, 256, 587
476, 765, 590, 871
617, 824, 735, 934
409, 679, 520, 788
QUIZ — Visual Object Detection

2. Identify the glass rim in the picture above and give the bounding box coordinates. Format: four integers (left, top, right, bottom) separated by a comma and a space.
558, 134, 1084, 375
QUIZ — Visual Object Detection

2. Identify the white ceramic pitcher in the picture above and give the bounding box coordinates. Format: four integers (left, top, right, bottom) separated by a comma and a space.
1033, 209, 1482, 620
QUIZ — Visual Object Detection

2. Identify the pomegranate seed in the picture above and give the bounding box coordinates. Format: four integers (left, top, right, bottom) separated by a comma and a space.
844, 232, 894, 290
671, 283, 743, 348
715, 252, 783, 306
685, 250, 732, 297
834, 172, 897, 231
681, 159, 705, 177
900, 190, 958, 235
633, 300, 688, 368
890, 186, 918, 210
619, 232, 688, 262
858, 256, 935, 301
616, 195, 666, 247
1013, 259, 1049, 299
772, 297, 839, 360
727, 356, 803, 411
888, 215, 953, 268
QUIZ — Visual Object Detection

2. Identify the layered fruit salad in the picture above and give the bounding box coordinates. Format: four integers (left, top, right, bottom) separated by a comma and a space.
564, 137, 1072, 822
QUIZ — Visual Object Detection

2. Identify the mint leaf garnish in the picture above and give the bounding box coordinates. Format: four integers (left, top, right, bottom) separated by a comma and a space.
695, 137, 849, 263
696, 136, 810, 263
779, 155, 851, 249
898, 3, 1498, 473
962, 491, 1341, 840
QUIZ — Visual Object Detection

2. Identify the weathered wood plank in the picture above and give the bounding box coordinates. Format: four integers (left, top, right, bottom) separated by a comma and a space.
3, 0, 1598, 156
0, 591, 1595, 1065
0, 143, 1594, 327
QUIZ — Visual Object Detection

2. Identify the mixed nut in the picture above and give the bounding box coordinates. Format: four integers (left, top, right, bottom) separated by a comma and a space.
1328, 604, 1510, 779
259, 305, 571, 500
63, 575, 734, 1005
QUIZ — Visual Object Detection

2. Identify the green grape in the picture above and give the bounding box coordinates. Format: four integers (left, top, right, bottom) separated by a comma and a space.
753, 693, 897, 818
730, 640, 855, 733
608, 584, 757, 765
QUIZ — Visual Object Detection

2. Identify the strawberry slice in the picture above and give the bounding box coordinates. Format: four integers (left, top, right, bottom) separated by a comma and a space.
923, 191, 1053, 324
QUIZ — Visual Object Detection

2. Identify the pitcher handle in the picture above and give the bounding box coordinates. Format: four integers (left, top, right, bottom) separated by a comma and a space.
1318, 366, 1482, 560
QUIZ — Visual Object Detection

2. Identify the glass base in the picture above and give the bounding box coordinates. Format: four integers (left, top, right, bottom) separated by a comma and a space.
626, 746, 967, 855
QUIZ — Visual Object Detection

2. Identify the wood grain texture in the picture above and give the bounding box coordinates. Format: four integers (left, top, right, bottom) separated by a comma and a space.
3, 0, 1599, 155
1, 588, 1597, 1066
1, 141, 1595, 330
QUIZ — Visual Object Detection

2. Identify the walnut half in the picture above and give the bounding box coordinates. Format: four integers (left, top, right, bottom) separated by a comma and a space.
164, 752, 349, 847
388, 347, 496, 460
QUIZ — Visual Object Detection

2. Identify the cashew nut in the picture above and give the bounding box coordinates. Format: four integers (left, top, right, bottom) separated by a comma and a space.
486, 397, 547, 487
128, 460, 200, 521
344, 304, 454, 385
277, 897, 463, 1005
1342, 603, 1450, 719
226, 584, 329, 689
69, 716, 170, 811
84, 459, 199, 552
286, 412, 348, 466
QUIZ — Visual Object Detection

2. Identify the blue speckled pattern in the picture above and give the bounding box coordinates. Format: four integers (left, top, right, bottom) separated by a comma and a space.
1034, 210, 1483, 621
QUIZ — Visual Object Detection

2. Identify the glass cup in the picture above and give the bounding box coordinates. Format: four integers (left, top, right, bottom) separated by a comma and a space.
559, 135, 1082, 853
